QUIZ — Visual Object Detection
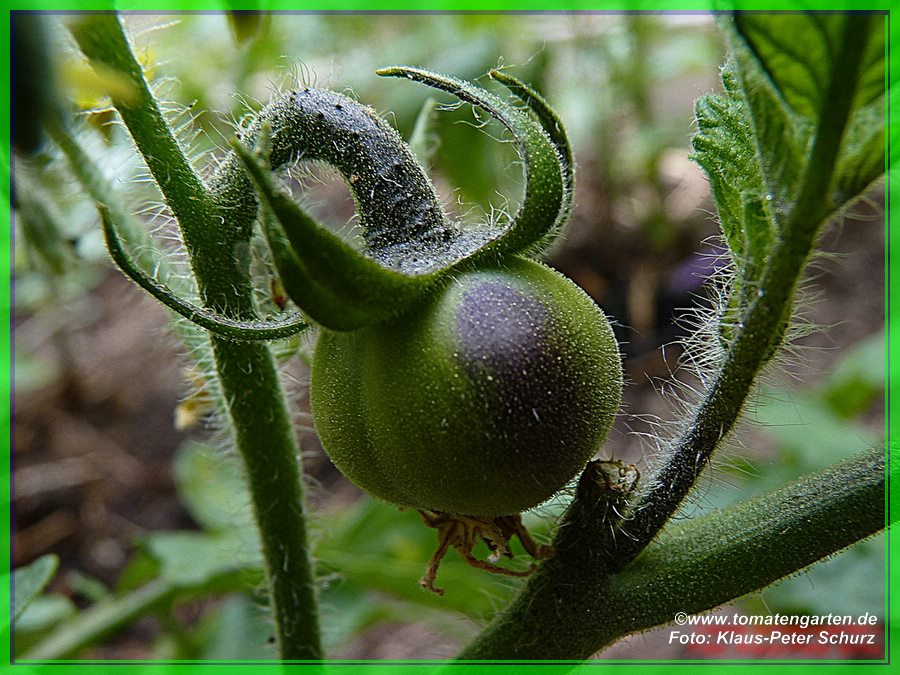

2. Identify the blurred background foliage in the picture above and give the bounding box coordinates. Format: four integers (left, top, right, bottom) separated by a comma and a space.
13, 12, 884, 659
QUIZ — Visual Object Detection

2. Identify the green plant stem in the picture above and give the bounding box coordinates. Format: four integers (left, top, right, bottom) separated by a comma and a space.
68, 14, 321, 660
609, 12, 875, 569
606, 447, 887, 636
460, 447, 886, 660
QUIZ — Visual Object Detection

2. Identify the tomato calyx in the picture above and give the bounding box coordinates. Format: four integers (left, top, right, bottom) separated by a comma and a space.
417, 510, 554, 596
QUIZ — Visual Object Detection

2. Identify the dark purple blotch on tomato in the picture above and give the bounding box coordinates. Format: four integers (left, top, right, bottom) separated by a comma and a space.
454, 281, 589, 491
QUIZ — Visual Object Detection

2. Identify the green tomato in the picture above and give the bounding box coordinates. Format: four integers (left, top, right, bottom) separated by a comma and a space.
310, 256, 623, 517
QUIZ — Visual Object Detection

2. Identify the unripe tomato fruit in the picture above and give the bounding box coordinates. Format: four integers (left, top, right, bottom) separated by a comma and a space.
310, 256, 623, 517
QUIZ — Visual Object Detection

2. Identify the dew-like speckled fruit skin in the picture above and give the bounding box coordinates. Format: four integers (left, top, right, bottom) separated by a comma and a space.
310, 256, 623, 517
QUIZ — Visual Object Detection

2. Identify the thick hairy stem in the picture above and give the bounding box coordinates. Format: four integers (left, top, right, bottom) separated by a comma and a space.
607, 11, 876, 569
460, 447, 886, 659
69, 14, 322, 659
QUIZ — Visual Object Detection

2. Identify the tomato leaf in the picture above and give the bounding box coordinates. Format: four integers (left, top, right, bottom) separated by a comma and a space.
172, 441, 254, 534
141, 532, 262, 589
734, 13, 885, 119
734, 12, 886, 207
691, 13, 885, 339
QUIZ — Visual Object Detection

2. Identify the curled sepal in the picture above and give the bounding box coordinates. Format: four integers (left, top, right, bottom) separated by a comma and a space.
259, 206, 405, 330
100, 206, 309, 341
376, 66, 568, 256
233, 140, 441, 330
226, 70, 570, 330
215, 86, 455, 274
488, 69, 574, 235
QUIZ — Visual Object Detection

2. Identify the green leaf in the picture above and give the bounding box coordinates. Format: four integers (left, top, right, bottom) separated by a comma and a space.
730, 13, 885, 212
198, 595, 278, 660
317, 583, 394, 654
141, 531, 262, 588
134, 442, 267, 593
16, 593, 78, 640
692, 68, 783, 351
820, 331, 885, 419
22, 580, 174, 660
693, 14, 884, 339
834, 104, 886, 204
14, 555, 59, 622
172, 441, 253, 533
115, 549, 162, 594
733, 14, 884, 120
66, 571, 110, 604
738, 61, 807, 224
740, 191, 774, 276
691, 55, 800, 272
691, 70, 762, 265
753, 391, 879, 477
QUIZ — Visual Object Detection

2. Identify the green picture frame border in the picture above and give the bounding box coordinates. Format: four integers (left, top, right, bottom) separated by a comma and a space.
3, 2, 895, 673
